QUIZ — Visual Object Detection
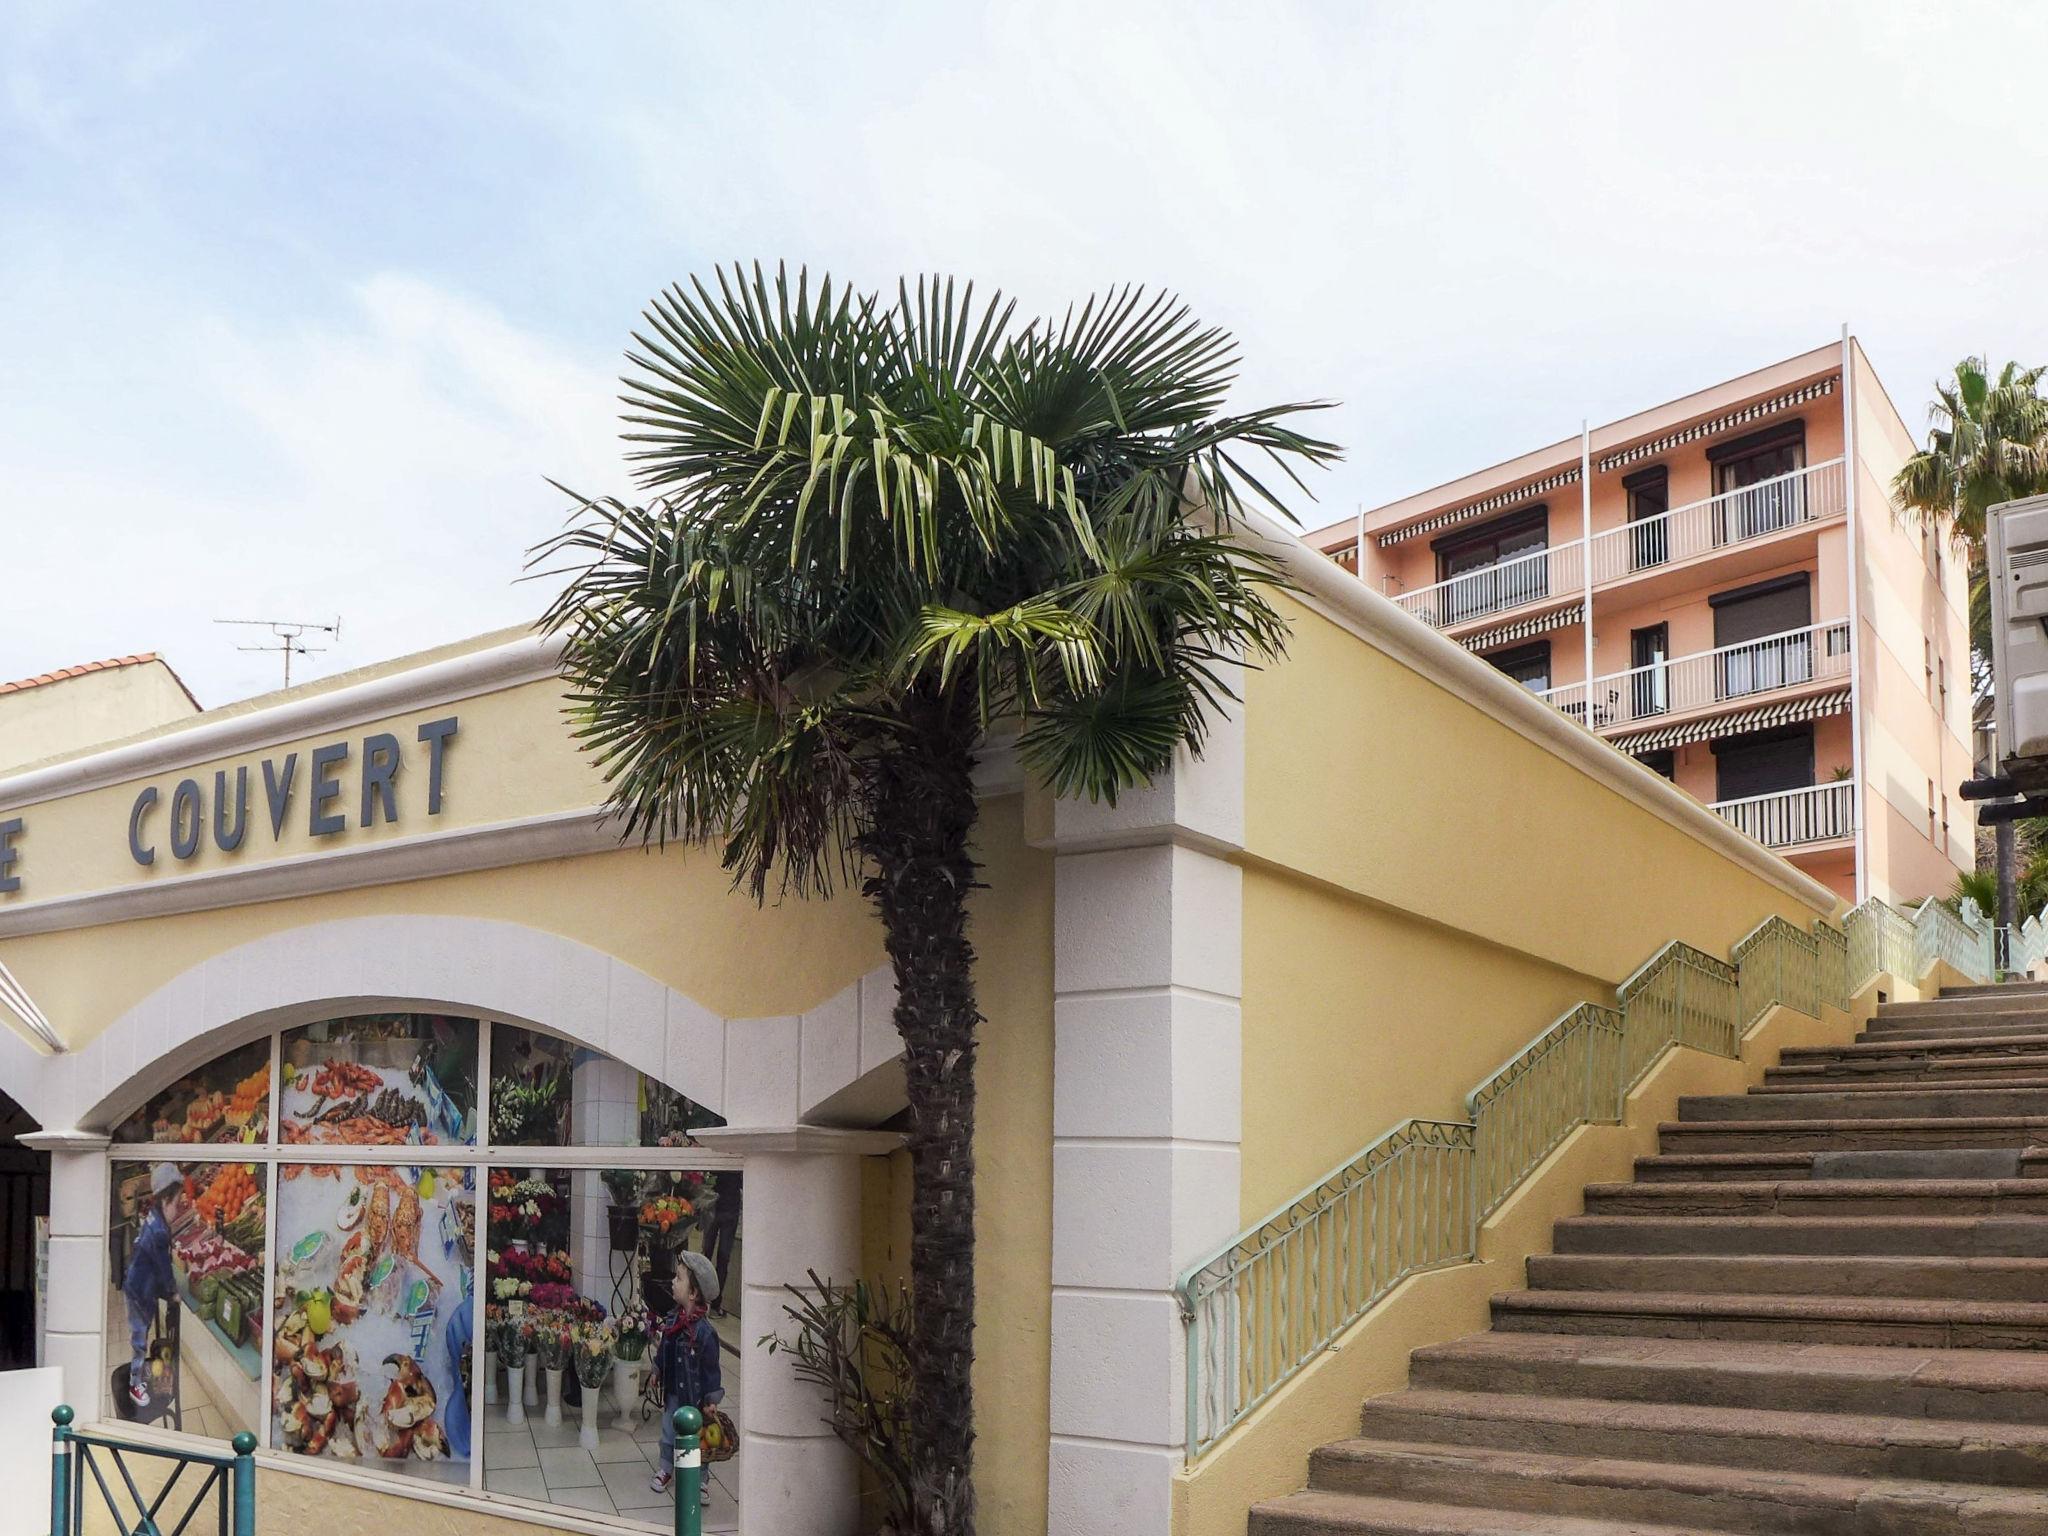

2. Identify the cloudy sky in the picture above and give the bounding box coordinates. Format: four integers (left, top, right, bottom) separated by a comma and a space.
4, 1, 2045, 705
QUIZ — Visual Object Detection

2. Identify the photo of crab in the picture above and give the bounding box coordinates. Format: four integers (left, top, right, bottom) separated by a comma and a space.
272, 1162, 475, 1481
114, 1037, 272, 1145
280, 1015, 478, 1147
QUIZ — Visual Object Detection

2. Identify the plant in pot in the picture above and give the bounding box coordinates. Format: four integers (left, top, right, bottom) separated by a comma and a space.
611, 1310, 652, 1429
497, 1320, 530, 1426
574, 1323, 616, 1453
490, 1070, 565, 1146
534, 1315, 572, 1427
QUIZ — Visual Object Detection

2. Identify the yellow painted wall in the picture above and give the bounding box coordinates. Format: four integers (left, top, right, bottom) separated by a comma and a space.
1238, 592, 1835, 1221
0, 659, 200, 774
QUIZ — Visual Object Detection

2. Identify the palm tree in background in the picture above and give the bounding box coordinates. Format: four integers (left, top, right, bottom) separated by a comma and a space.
536, 265, 1338, 1534
1894, 357, 2048, 956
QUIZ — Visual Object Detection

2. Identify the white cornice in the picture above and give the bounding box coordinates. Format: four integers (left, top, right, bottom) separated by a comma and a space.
1243, 509, 1841, 917
0, 633, 564, 812
0, 806, 618, 939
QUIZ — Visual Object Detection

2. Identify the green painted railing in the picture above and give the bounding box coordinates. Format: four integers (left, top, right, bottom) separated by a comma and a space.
49, 1405, 254, 1536
1175, 895, 1990, 1462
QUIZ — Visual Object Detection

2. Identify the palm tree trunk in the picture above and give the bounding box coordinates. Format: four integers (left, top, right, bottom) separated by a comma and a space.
862, 700, 982, 1536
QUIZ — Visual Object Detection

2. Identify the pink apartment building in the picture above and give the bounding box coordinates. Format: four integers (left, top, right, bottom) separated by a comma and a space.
1310, 337, 1972, 905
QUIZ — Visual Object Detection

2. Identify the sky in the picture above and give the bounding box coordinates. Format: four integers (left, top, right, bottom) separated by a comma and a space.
4, 0, 2046, 706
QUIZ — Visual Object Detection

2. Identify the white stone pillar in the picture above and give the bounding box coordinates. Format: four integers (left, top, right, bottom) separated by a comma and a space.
25, 1131, 111, 1416
1041, 710, 1246, 1534
692, 1126, 902, 1536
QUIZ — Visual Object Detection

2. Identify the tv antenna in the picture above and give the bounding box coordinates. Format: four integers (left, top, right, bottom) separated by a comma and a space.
214, 616, 342, 689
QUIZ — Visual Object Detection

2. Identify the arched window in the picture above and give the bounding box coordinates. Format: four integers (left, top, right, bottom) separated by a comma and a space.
105, 1012, 740, 1526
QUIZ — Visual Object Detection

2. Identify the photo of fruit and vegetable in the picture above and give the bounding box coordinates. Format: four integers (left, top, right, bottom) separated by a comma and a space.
272, 1162, 475, 1471
114, 1038, 272, 1145
110, 1159, 269, 1406
280, 1014, 478, 1148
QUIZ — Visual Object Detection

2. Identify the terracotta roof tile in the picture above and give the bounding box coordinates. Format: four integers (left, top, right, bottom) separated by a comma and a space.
0, 653, 165, 697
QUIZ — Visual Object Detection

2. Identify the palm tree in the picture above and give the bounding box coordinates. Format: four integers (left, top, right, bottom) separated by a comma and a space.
1894, 357, 2048, 963
535, 265, 1338, 1534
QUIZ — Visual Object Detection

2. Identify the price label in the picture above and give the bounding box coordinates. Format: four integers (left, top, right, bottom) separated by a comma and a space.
675, 1448, 701, 1469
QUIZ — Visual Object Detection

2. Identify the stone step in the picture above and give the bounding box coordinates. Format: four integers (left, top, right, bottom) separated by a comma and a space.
1943, 982, 2048, 998
1878, 995, 2048, 1020
1526, 1251, 2048, 1301
1582, 1176, 2048, 1216
1249, 1490, 1723, 1536
1863, 1016, 2048, 1040
1356, 1387, 2048, 1487
1678, 1084, 2048, 1120
1406, 1332, 2048, 1425
1657, 1115, 2048, 1155
1303, 1439, 2048, 1536
1554, 1214, 2048, 1256
1490, 1287, 2048, 1349
1761, 1068, 2048, 1090
1782, 1032, 2048, 1064
1631, 1148, 2028, 1181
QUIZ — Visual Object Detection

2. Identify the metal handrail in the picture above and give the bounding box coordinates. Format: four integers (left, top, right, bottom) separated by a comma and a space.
1177, 924, 1820, 1462
1390, 538, 1586, 629
1586, 457, 1847, 585
1537, 619, 1849, 729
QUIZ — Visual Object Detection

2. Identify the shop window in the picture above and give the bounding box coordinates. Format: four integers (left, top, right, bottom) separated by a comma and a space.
114, 1038, 271, 1145
106, 1159, 268, 1440
489, 1024, 718, 1148
103, 1016, 735, 1527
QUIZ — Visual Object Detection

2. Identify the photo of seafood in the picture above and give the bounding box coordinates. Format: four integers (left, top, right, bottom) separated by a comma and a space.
114, 1038, 272, 1145
280, 1015, 478, 1147
272, 1162, 475, 1480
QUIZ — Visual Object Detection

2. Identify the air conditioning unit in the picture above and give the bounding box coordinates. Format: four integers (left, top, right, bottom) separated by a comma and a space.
1988, 493, 2048, 794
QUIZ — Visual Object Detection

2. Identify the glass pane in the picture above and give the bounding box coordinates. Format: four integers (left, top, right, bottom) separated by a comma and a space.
104, 1159, 268, 1438
489, 1024, 721, 1148
481, 1166, 740, 1523
113, 1038, 271, 1145
281, 1015, 479, 1146
272, 1163, 476, 1481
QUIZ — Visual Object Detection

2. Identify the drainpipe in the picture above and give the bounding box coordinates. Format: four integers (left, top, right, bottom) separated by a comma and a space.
1354, 504, 1366, 583
1842, 324, 1870, 904
1582, 422, 1595, 709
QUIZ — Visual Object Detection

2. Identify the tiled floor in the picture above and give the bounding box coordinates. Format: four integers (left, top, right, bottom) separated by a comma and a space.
481, 1371, 739, 1531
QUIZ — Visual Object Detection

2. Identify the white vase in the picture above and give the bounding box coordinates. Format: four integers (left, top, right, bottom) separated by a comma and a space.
483, 1349, 498, 1406
504, 1365, 526, 1425
544, 1366, 564, 1427
613, 1360, 643, 1429
579, 1385, 602, 1453
524, 1358, 538, 1406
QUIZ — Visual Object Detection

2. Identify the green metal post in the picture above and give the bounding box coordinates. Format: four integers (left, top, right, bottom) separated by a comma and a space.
231, 1431, 257, 1536
49, 1404, 73, 1536
670, 1407, 703, 1536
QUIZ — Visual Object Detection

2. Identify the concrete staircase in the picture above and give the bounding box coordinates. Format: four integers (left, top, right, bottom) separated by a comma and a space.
1251, 982, 2048, 1536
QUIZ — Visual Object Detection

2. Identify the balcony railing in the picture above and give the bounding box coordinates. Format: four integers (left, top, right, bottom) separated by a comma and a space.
1588, 458, 1846, 585
1390, 539, 1585, 629
1711, 780, 1854, 848
1538, 619, 1849, 730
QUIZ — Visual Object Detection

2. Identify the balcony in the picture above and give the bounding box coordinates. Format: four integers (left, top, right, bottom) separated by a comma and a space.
1381, 458, 1847, 636
1586, 457, 1846, 586
1710, 780, 1855, 850
1537, 619, 1850, 734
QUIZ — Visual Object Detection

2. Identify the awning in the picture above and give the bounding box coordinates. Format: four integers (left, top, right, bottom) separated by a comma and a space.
1598, 377, 1837, 472
1462, 603, 1584, 653
1377, 465, 1582, 548
1608, 687, 1851, 755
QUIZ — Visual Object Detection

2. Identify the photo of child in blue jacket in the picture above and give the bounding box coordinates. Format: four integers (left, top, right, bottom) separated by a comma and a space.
123, 1164, 184, 1409
649, 1249, 724, 1504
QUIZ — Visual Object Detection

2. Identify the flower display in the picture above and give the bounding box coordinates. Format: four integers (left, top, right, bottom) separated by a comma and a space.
638, 1194, 692, 1234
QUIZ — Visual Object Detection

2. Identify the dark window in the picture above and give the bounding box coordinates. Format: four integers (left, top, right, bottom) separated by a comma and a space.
1629, 623, 1670, 720
1485, 640, 1551, 693
1432, 507, 1549, 622
1713, 723, 1814, 802
1634, 748, 1676, 780
1623, 466, 1669, 570
1711, 574, 1812, 697
1709, 421, 1807, 540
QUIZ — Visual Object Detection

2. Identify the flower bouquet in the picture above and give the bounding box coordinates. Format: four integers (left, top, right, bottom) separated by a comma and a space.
534, 1315, 572, 1427
496, 1319, 531, 1425
638, 1194, 692, 1239
574, 1323, 616, 1451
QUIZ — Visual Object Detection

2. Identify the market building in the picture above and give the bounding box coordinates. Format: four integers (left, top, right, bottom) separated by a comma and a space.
0, 512, 1986, 1536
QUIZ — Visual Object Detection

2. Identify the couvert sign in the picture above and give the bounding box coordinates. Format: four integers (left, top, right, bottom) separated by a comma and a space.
0, 716, 458, 895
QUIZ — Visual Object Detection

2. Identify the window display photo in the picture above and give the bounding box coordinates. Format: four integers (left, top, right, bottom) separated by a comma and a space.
272, 1162, 475, 1479
281, 1015, 478, 1146
103, 1158, 268, 1441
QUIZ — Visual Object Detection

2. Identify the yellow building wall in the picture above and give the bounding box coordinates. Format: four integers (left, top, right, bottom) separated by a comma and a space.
0, 659, 200, 774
